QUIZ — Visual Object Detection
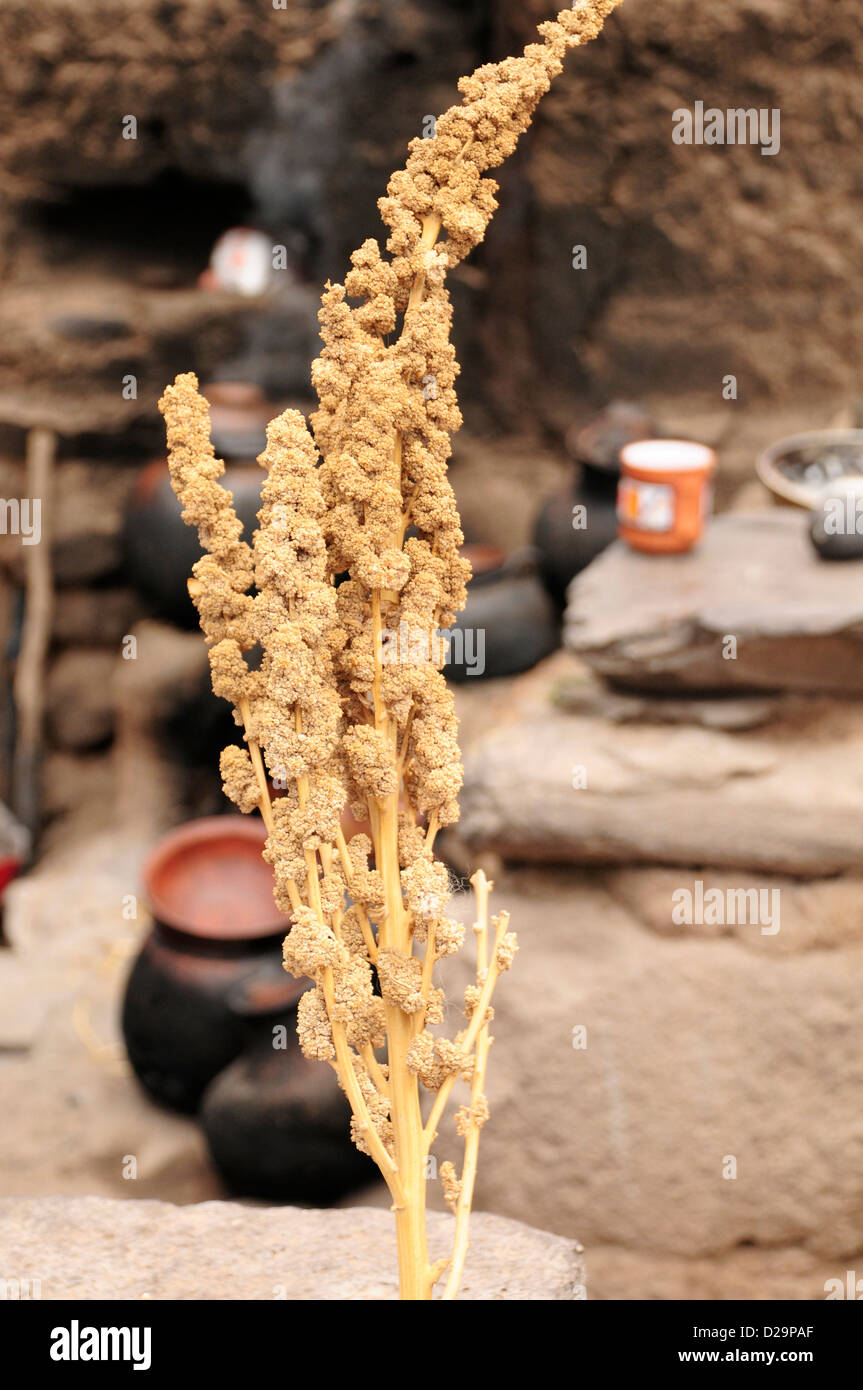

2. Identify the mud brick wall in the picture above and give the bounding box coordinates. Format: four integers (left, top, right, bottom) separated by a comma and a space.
0, 0, 857, 425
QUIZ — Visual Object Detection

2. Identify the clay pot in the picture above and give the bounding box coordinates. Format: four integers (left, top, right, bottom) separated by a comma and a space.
447, 548, 559, 681
123, 382, 270, 627
809, 480, 863, 560
565, 402, 657, 475
533, 468, 620, 605
534, 402, 657, 604
122, 816, 303, 1114
200, 1029, 375, 1203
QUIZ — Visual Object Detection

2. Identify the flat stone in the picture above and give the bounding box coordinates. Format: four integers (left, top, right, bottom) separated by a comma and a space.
3, 831, 150, 961
39, 753, 116, 837
604, 866, 863, 955
112, 620, 209, 723
565, 510, 863, 693
551, 676, 780, 730
587, 1242, 848, 1302
439, 871, 863, 1263
0, 1044, 217, 1206
460, 698, 863, 874
0, 1197, 584, 1301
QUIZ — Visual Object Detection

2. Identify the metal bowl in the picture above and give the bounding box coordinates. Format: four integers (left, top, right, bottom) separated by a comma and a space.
756, 429, 863, 510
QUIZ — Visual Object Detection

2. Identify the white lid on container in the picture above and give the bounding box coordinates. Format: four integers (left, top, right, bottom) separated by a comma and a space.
620, 439, 716, 473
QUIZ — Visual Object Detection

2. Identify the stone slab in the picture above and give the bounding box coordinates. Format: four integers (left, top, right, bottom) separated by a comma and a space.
460, 698, 863, 874
439, 872, 863, 1263
566, 511, 863, 694
0, 1197, 584, 1301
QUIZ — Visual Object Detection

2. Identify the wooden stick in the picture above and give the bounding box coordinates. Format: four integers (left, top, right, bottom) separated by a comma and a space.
12, 428, 55, 838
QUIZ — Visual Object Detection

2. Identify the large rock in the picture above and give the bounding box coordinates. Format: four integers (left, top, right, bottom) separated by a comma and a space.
438, 872, 863, 1275
587, 1243, 849, 1302
460, 692, 863, 874
0, 1196, 584, 1301
566, 511, 863, 694
604, 865, 863, 956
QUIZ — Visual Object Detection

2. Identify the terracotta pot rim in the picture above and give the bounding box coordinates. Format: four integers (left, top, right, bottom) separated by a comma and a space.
201, 380, 267, 408
460, 541, 507, 577
143, 815, 287, 940
566, 409, 657, 472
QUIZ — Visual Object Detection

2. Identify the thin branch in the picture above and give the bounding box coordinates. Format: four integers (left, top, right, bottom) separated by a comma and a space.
397, 707, 415, 777
238, 695, 276, 837
442, 1022, 493, 1300
423, 908, 509, 1151
440, 871, 495, 1298
362, 1044, 390, 1099
320, 964, 402, 1193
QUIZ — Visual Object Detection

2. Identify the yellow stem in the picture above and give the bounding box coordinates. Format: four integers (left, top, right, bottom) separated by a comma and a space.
334, 826, 378, 960
441, 870, 494, 1300
362, 1044, 390, 1099
397, 708, 415, 777
239, 696, 275, 836
278, 688, 397, 1197
359, 916, 379, 964
321, 963, 403, 1194
427, 1257, 450, 1293
442, 1022, 493, 1301
419, 919, 437, 1018
371, 573, 429, 1298
372, 589, 385, 733
345, 201, 455, 1298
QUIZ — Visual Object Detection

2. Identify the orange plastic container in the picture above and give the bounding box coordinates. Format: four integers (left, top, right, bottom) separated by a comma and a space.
617, 439, 716, 554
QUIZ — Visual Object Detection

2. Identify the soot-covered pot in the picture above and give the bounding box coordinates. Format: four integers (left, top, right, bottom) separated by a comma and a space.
446, 543, 560, 681
533, 402, 657, 604
123, 382, 270, 627
122, 816, 304, 1113
200, 1027, 375, 1203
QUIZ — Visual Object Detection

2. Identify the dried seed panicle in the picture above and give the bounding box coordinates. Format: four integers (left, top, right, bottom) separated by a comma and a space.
159, 1, 622, 1301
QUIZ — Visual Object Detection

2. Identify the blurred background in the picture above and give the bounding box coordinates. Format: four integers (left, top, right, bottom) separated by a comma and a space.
1, 0, 862, 1300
